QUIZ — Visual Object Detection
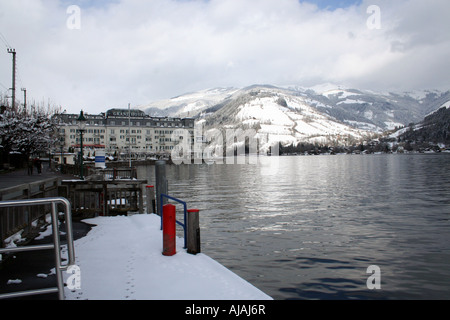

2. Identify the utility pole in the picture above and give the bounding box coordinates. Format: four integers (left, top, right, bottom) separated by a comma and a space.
128, 103, 132, 168
21, 88, 27, 114
7, 48, 16, 112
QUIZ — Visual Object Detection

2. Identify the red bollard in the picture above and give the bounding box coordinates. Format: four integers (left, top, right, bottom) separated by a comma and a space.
162, 204, 176, 256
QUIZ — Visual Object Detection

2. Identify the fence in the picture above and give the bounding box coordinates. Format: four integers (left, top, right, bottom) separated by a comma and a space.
0, 178, 59, 247
62, 165, 138, 180
99, 168, 137, 181
60, 179, 147, 218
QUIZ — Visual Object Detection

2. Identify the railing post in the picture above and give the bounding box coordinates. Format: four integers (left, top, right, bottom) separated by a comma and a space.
23, 187, 31, 236
51, 201, 65, 300
187, 209, 201, 255
155, 160, 168, 216
39, 182, 45, 198
162, 204, 176, 256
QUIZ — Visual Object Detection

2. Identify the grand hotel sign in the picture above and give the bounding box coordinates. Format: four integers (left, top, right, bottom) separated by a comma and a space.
107, 109, 146, 118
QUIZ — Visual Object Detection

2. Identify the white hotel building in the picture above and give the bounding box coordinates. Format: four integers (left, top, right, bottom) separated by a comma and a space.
55, 109, 195, 159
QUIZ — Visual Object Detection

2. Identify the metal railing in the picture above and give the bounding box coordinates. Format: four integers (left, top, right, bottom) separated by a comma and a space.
0, 178, 60, 244
160, 194, 187, 249
0, 197, 75, 300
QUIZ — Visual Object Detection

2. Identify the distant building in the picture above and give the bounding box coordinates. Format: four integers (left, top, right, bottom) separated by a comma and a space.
54, 109, 195, 159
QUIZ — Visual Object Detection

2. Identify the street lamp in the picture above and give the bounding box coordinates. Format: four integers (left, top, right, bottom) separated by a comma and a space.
58, 133, 65, 173
77, 110, 87, 180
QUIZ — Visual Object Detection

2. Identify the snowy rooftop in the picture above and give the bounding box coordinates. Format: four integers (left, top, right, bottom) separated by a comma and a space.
63, 214, 272, 300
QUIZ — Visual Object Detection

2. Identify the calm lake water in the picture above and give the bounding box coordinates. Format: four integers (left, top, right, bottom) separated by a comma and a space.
137, 153, 450, 300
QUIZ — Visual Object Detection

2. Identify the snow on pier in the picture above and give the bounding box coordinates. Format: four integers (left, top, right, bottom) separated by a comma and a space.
64, 214, 272, 300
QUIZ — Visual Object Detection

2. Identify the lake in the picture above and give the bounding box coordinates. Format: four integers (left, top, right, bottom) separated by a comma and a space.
137, 153, 450, 300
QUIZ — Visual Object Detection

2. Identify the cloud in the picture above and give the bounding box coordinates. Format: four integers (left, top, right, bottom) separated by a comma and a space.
0, 0, 449, 114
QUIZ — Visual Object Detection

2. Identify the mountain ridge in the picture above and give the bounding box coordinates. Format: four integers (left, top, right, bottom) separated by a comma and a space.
391, 102, 450, 146
138, 84, 450, 147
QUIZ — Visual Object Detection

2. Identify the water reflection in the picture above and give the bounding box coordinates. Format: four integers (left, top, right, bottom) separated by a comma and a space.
137, 154, 450, 300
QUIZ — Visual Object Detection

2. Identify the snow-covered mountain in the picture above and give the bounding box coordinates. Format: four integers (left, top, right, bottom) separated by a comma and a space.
296, 86, 450, 133
198, 85, 369, 148
389, 99, 450, 145
139, 87, 239, 118
138, 84, 449, 147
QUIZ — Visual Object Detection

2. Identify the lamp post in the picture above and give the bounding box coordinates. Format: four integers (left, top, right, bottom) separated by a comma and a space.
77, 110, 87, 180
59, 134, 64, 172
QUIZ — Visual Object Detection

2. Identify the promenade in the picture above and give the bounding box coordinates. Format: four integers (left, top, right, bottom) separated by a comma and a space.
64, 214, 272, 300
0, 167, 74, 191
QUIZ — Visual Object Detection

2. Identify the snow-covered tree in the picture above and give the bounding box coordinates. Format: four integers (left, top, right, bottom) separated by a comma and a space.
0, 102, 61, 165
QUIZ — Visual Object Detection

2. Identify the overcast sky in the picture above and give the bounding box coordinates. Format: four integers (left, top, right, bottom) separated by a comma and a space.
0, 0, 449, 115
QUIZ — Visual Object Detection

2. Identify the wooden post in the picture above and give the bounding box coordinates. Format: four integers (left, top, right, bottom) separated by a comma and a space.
58, 185, 68, 199
155, 161, 168, 216
187, 209, 201, 255
146, 185, 156, 214
138, 187, 144, 214
103, 183, 108, 217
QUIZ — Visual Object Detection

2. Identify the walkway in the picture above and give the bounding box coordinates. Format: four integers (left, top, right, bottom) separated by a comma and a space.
0, 167, 75, 190
64, 214, 272, 300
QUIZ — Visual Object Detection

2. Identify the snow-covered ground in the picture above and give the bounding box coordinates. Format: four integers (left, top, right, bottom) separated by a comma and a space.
63, 214, 272, 300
